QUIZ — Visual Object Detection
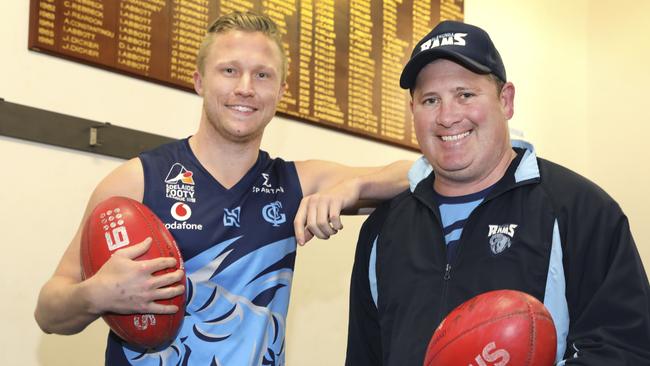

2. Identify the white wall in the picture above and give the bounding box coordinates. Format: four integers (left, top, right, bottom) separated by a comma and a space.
584, 1, 650, 264
1, 1, 649, 365
466, 0, 650, 264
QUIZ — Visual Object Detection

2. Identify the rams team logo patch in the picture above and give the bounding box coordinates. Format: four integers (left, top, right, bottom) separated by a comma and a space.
487, 224, 518, 255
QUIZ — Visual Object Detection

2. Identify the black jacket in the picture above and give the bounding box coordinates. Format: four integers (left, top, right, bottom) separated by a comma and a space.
346, 141, 650, 366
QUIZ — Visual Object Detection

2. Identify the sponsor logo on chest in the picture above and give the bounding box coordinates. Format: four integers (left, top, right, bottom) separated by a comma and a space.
252, 173, 285, 194
487, 224, 518, 255
219, 201, 288, 228
162, 163, 203, 230
223, 207, 241, 227
165, 201, 203, 231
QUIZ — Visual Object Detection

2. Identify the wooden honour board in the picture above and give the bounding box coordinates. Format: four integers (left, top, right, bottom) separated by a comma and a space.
29, 0, 464, 150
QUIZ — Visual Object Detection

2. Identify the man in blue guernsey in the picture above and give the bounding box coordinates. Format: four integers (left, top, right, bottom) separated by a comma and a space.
34, 12, 410, 365
346, 20, 650, 366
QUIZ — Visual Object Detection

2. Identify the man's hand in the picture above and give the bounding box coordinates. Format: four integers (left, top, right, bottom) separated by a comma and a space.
294, 178, 360, 245
293, 159, 411, 246
86, 237, 186, 315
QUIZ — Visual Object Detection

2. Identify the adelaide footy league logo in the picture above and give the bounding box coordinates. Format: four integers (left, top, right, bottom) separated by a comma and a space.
165, 163, 196, 203
487, 224, 518, 255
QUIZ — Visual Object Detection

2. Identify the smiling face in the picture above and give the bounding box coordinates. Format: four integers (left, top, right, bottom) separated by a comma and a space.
193, 30, 286, 144
411, 59, 515, 195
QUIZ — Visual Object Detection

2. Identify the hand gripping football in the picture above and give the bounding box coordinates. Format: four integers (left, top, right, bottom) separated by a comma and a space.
80, 196, 186, 349
424, 289, 557, 366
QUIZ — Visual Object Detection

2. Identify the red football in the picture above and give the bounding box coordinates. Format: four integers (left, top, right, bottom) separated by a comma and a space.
80, 196, 186, 349
424, 290, 556, 366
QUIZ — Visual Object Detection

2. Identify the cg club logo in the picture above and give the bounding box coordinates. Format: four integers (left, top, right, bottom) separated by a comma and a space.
262, 201, 286, 227
171, 202, 192, 221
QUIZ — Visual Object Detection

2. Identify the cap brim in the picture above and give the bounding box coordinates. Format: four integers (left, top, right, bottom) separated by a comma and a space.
399, 49, 492, 89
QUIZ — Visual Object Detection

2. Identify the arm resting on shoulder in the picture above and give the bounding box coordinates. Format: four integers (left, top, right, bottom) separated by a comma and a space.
294, 159, 411, 245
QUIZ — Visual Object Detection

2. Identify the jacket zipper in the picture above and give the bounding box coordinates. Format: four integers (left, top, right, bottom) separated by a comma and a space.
416, 152, 532, 327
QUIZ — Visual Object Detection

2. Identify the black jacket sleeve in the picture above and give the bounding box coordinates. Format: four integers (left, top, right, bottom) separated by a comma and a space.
560, 188, 650, 365
345, 204, 391, 366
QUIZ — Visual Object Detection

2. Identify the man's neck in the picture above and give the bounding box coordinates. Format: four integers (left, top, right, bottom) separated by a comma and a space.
189, 127, 262, 189
434, 148, 517, 197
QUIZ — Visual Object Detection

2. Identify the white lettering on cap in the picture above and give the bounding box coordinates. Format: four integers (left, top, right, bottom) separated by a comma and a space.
420, 32, 467, 52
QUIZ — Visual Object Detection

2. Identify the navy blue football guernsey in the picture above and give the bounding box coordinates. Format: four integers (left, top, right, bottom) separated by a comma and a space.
105, 138, 303, 366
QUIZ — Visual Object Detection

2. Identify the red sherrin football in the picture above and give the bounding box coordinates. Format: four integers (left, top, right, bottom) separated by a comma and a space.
80, 196, 186, 349
424, 289, 557, 366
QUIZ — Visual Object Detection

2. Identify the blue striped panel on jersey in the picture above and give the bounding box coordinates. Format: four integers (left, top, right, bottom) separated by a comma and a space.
121, 235, 296, 365
433, 186, 492, 262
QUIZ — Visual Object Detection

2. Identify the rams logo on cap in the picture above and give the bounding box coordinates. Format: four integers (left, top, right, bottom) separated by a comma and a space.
420, 32, 467, 52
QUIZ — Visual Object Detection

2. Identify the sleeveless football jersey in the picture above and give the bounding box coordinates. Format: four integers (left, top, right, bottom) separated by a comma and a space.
105, 138, 302, 366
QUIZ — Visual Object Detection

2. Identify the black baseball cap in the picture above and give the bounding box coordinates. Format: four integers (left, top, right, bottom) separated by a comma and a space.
399, 20, 506, 89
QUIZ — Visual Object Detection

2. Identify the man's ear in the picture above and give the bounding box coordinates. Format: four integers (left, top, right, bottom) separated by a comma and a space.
193, 70, 204, 96
500, 82, 515, 119
278, 81, 287, 101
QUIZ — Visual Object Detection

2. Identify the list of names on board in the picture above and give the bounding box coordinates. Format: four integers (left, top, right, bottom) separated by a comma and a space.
29, 0, 464, 150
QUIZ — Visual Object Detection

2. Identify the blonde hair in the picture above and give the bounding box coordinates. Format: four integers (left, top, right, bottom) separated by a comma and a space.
196, 11, 287, 82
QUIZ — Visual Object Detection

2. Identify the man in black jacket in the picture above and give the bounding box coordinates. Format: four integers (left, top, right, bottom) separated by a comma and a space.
346, 20, 650, 365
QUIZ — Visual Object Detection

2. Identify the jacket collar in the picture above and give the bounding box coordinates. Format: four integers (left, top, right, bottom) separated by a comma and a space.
409, 139, 541, 201
510, 139, 540, 183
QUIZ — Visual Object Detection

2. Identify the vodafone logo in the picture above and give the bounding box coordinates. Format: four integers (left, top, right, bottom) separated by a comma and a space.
166, 202, 202, 231
171, 202, 192, 221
